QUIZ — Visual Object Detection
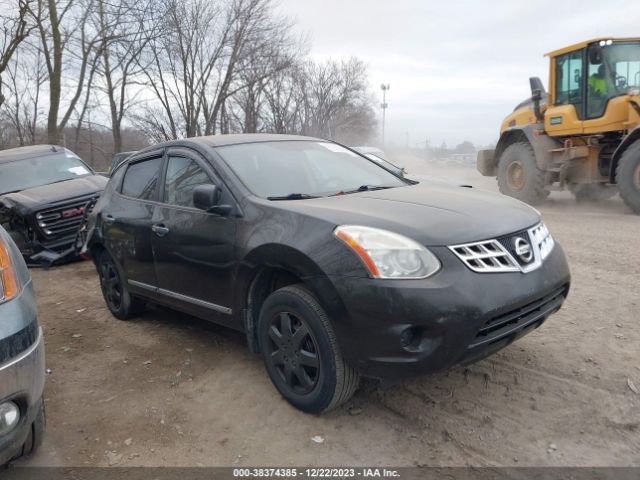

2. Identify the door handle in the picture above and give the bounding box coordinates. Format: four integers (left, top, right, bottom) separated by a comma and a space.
152, 224, 170, 237
103, 214, 115, 225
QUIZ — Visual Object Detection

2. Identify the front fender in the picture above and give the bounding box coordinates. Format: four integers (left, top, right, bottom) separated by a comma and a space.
494, 124, 560, 171
234, 243, 350, 318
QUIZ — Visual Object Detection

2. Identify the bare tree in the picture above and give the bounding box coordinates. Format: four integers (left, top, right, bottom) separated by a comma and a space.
0, 0, 34, 108
229, 12, 303, 133
258, 57, 376, 144
92, 0, 157, 153
136, 0, 228, 139
0, 0, 375, 156
33, 0, 103, 145
261, 63, 304, 134
2, 45, 47, 145
201, 0, 297, 135
136, 0, 299, 139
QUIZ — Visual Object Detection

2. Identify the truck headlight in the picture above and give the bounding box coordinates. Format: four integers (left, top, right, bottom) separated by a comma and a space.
334, 225, 440, 279
0, 237, 20, 304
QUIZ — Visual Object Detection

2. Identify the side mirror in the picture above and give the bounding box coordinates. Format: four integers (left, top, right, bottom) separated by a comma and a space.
529, 77, 545, 123
529, 77, 545, 96
193, 184, 233, 215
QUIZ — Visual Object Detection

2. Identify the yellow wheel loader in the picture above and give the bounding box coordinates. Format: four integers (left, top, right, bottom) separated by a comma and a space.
477, 38, 640, 212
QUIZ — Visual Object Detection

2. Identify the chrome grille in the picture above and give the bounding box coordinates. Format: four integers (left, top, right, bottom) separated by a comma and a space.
35, 196, 98, 240
530, 223, 555, 260
449, 239, 520, 273
449, 222, 554, 274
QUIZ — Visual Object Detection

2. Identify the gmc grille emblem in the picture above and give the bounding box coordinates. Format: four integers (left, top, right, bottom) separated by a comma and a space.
61, 207, 86, 218
513, 237, 533, 263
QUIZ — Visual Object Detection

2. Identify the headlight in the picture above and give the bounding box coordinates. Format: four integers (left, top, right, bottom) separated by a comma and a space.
334, 225, 440, 279
0, 402, 20, 436
0, 237, 20, 304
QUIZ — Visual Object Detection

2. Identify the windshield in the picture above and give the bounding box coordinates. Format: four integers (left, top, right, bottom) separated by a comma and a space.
0, 153, 92, 195
217, 141, 407, 198
586, 41, 640, 117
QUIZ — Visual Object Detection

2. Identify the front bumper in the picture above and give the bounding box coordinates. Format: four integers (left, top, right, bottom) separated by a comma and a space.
327, 243, 571, 380
0, 327, 45, 465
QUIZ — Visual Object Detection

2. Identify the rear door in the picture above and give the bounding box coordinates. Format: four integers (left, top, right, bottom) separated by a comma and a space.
151, 147, 237, 325
101, 151, 164, 292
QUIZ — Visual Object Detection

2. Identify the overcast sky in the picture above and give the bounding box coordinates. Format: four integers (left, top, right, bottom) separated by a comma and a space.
277, 0, 639, 148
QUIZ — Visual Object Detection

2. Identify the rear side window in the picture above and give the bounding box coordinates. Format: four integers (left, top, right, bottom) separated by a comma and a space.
163, 156, 211, 208
121, 157, 162, 200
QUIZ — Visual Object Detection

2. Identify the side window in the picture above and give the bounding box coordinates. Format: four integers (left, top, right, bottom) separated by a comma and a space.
555, 50, 584, 118
164, 156, 212, 208
121, 157, 162, 200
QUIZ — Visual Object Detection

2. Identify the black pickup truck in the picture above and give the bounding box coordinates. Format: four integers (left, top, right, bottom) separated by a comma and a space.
0, 145, 107, 266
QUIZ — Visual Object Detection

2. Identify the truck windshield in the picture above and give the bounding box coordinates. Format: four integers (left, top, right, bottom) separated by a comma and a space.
0, 154, 92, 195
587, 41, 640, 117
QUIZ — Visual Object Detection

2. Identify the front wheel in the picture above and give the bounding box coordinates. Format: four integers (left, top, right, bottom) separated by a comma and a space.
616, 141, 640, 214
97, 250, 145, 320
497, 142, 548, 205
258, 285, 359, 414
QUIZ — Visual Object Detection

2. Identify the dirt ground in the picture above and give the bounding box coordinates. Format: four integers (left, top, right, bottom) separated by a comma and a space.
18, 158, 640, 467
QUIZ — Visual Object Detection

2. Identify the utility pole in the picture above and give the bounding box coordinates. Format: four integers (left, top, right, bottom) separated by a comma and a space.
380, 83, 390, 146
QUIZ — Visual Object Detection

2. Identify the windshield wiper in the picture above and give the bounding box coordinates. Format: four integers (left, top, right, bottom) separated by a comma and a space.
267, 193, 321, 201
329, 185, 393, 196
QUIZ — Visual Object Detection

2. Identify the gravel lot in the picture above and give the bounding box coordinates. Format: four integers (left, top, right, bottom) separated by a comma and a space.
17, 158, 640, 467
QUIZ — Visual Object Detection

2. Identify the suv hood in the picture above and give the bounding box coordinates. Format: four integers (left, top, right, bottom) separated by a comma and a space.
0, 176, 107, 213
272, 182, 540, 245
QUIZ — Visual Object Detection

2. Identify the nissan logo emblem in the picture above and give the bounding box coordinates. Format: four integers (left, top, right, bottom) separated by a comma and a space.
513, 237, 533, 263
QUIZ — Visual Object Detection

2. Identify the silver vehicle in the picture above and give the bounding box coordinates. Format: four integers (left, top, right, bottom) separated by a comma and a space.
0, 225, 45, 465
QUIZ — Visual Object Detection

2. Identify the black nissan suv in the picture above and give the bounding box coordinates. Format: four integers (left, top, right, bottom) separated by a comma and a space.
0, 145, 107, 265
84, 134, 570, 414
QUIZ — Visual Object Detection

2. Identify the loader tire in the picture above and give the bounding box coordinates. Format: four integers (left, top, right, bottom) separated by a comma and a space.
616, 140, 640, 214
497, 142, 548, 205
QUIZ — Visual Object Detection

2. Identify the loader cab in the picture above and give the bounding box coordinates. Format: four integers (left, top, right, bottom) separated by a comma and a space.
545, 38, 640, 137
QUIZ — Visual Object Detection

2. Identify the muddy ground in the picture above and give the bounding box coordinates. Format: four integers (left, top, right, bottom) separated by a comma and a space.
18, 158, 640, 467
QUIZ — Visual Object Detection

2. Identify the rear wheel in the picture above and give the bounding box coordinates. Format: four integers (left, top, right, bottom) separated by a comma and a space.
617, 141, 640, 214
497, 142, 548, 204
258, 285, 359, 414
97, 250, 145, 320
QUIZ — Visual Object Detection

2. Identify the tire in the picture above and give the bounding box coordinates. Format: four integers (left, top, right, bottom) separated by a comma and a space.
97, 250, 145, 320
13, 400, 45, 461
497, 142, 548, 205
569, 183, 617, 203
258, 285, 359, 414
616, 140, 640, 214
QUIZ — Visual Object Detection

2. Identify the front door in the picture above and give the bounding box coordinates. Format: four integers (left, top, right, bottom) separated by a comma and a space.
151, 148, 237, 324
545, 49, 585, 136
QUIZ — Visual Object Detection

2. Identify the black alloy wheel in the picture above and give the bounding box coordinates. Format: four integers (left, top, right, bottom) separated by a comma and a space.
97, 250, 145, 320
258, 285, 359, 414
99, 257, 123, 312
265, 311, 320, 395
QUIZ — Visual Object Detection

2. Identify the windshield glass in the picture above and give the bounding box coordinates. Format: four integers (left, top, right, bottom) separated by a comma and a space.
217, 141, 406, 198
586, 41, 640, 117
0, 153, 92, 195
